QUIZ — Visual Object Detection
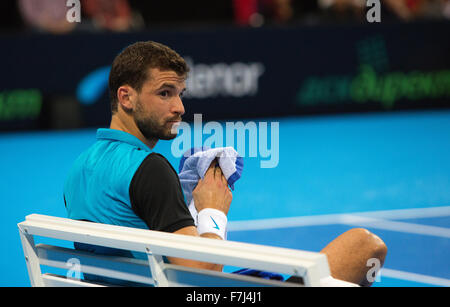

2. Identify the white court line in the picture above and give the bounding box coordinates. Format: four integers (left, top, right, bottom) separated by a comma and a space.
380, 268, 450, 287
339, 215, 450, 238
228, 213, 344, 232
228, 206, 450, 236
349, 205, 450, 220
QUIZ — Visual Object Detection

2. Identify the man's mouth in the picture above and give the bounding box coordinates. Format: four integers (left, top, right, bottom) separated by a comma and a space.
167, 118, 182, 124
168, 119, 182, 134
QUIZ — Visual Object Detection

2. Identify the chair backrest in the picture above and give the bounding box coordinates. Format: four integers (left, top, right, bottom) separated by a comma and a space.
18, 214, 334, 287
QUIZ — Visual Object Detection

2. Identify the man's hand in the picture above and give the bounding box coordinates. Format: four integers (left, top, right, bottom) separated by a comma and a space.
192, 159, 232, 215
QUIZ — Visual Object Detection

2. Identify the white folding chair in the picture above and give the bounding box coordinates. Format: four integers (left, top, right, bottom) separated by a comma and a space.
18, 214, 357, 287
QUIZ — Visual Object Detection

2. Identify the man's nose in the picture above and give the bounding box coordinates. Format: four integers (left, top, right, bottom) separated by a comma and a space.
171, 96, 185, 116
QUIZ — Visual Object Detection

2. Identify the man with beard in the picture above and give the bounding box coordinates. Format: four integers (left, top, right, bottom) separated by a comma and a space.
64, 41, 229, 276
64, 41, 386, 286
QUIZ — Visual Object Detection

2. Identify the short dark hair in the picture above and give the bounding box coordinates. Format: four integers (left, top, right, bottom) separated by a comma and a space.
108, 41, 189, 113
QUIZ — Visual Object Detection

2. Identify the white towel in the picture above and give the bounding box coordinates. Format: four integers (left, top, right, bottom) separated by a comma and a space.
178, 147, 244, 226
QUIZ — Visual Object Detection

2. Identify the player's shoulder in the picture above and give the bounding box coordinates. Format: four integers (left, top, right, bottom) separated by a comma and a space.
142, 152, 171, 166
139, 152, 178, 176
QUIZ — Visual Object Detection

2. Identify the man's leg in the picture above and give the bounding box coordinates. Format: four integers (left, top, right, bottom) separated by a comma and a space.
319, 228, 387, 286
286, 228, 387, 286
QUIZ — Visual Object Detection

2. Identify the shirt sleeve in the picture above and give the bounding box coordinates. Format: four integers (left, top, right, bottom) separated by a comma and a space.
129, 152, 195, 233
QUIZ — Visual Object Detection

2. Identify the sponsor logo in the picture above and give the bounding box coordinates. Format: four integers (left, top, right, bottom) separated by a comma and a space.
76, 59, 264, 105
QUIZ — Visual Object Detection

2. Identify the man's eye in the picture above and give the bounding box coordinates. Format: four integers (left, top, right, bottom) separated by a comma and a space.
159, 91, 169, 97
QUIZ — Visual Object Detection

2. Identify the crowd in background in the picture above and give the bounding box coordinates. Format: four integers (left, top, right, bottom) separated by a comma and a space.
0, 0, 449, 34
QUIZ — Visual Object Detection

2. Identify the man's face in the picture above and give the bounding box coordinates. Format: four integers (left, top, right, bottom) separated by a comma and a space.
133, 68, 186, 141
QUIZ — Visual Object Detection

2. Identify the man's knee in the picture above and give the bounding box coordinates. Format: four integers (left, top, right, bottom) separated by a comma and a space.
345, 228, 388, 264
320, 227, 387, 286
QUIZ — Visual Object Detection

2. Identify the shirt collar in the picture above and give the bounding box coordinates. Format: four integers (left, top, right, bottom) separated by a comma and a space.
96, 128, 151, 152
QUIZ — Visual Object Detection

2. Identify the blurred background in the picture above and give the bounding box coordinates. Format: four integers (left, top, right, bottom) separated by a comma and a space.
1, 0, 449, 287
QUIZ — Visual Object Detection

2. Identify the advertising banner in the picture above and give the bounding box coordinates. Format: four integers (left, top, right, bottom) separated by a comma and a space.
1, 21, 449, 131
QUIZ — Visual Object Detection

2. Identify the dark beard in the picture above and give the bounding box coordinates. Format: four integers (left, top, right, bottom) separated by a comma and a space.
134, 115, 177, 141
133, 98, 180, 141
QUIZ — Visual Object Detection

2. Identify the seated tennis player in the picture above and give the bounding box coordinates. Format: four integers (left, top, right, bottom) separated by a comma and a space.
63, 41, 387, 286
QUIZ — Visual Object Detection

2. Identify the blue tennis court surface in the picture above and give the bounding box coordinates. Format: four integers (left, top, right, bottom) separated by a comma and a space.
1, 109, 449, 286
226, 208, 450, 286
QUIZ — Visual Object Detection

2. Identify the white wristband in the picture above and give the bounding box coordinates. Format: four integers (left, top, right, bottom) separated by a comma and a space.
197, 208, 227, 240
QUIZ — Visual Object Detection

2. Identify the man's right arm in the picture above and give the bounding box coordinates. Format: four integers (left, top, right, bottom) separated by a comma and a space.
130, 154, 231, 272
169, 226, 224, 271
169, 161, 232, 271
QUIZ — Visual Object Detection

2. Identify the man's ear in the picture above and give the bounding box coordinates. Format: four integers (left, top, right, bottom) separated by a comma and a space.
117, 85, 137, 111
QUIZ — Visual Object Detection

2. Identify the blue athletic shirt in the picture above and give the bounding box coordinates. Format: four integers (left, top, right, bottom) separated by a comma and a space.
64, 128, 194, 233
